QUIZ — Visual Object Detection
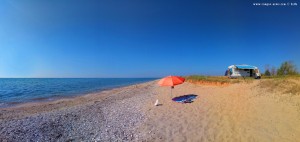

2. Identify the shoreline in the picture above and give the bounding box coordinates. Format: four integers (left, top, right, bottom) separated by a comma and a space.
0, 80, 157, 110
0, 80, 158, 141
0, 80, 157, 121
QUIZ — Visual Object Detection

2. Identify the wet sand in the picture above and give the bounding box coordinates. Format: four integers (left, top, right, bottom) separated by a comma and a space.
1, 79, 300, 141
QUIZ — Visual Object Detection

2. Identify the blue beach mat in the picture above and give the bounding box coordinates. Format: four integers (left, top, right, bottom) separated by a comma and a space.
172, 94, 197, 103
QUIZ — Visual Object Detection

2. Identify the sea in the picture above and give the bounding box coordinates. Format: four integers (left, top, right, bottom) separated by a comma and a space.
0, 78, 156, 108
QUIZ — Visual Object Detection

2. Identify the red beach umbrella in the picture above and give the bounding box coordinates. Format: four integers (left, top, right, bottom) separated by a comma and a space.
158, 76, 185, 87
158, 76, 185, 96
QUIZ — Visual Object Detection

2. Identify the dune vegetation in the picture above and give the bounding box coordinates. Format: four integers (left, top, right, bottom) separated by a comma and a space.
258, 77, 300, 96
185, 75, 254, 84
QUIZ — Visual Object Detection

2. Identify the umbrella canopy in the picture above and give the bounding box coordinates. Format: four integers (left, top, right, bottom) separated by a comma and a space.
158, 76, 185, 86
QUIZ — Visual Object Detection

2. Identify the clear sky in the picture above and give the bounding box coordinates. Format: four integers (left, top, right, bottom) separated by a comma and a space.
0, 0, 299, 78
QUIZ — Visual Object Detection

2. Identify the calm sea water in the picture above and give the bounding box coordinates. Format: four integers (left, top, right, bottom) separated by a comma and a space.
0, 78, 156, 107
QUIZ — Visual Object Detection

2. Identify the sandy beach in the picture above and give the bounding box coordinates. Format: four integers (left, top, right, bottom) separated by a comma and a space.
1, 79, 300, 141
140, 79, 300, 142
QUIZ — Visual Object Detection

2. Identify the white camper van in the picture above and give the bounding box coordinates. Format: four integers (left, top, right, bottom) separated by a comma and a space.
225, 65, 261, 79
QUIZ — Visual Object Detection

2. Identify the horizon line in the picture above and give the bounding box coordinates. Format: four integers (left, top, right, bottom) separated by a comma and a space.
0, 77, 161, 79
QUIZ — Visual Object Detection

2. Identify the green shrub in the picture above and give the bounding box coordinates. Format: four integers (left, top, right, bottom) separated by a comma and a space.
277, 61, 298, 76
264, 69, 271, 76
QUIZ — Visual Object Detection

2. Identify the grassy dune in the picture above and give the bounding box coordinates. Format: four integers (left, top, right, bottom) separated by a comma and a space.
185, 75, 300, 93
259, 77, 300, 96
185, 75, 254, 84
261, 75, 300, 79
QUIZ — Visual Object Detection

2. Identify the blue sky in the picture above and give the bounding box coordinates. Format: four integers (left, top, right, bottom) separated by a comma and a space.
0, 0, 299, 78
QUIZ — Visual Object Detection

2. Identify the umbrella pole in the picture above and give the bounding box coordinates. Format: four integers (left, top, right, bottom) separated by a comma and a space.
170, 86, 174, 97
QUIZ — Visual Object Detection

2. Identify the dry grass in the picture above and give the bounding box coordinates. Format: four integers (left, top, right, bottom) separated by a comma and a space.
262, 75, 300, 79
259, 78, 300, 96
185, 75, 254, 84
284, 85, 300, 96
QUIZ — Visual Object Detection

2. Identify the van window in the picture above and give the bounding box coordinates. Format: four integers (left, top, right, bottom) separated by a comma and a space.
225, 70, 229, 76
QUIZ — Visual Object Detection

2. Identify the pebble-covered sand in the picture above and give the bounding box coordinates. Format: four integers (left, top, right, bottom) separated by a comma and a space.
0, 81, 157, 141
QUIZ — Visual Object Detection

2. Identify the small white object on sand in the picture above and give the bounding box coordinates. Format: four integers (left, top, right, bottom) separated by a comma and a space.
154, 99, 159, 106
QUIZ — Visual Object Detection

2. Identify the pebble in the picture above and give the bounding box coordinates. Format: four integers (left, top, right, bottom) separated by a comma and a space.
0, 83, 155, 141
